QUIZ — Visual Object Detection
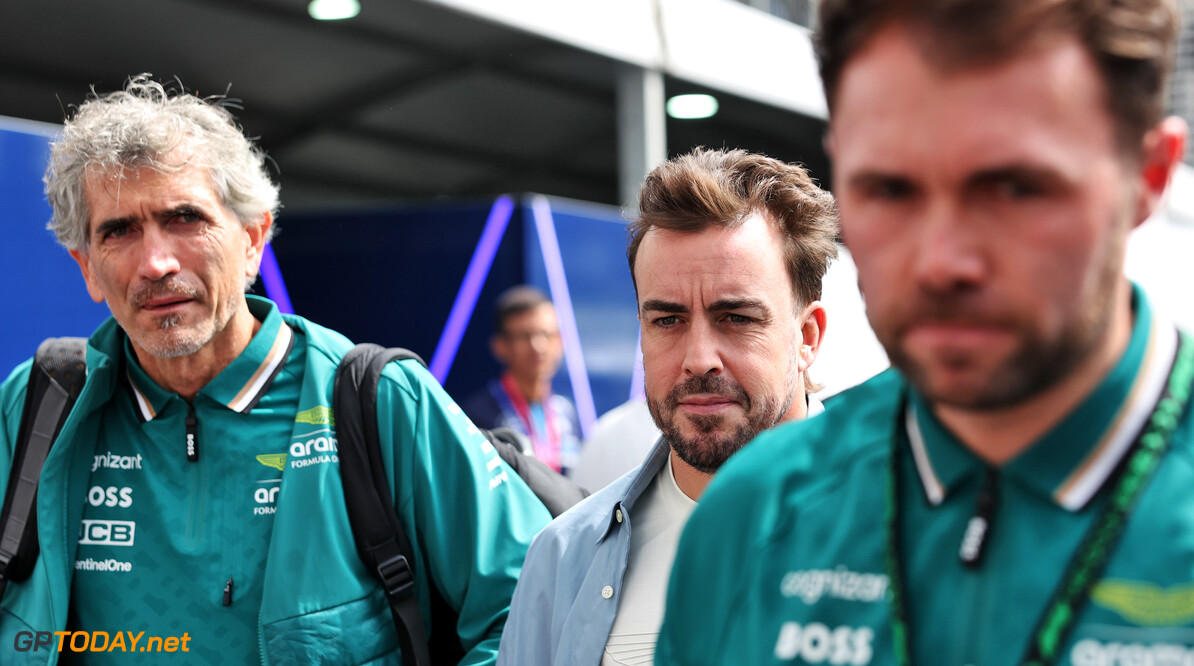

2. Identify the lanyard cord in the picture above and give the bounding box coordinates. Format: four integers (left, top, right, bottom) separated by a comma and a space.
884, 331, 1194, 666
498, 374, 561, 469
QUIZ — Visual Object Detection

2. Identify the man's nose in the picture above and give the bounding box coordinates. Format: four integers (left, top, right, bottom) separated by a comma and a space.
681, 320, 723, 377
138, 225, 181, 280
911, 201, 987, 293
529, 331, 554, 353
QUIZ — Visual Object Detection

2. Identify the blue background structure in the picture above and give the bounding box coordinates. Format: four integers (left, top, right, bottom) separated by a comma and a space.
0, 119, 109, 378
277, 197, 640, 432
1, 118, 642, 423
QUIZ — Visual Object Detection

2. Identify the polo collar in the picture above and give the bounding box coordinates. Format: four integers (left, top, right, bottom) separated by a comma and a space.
906, 286, 1177, 512
125, 296, 295, 421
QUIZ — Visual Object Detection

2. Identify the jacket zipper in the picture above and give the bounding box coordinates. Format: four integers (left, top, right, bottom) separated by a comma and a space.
258, 609, 268, 664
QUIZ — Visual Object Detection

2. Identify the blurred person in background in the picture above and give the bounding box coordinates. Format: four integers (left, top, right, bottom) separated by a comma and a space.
465, 285, 583, 475
499, 148, 839, 665
658, 0, 1193, 663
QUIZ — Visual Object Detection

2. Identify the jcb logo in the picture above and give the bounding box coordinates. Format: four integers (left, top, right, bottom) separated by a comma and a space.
78, 520, 136, 546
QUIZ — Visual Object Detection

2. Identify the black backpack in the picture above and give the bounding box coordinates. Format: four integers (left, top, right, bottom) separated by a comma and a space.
0, 338, 88, 599
332, 343, 587, 665
0, 339, 586, 666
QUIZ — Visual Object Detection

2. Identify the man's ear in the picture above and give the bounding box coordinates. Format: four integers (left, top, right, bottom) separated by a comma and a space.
68, 248, 105, 304
796, 300, 828, 374
490, 334, 509, 365
1135, 115, 1188, 228
244, 212, 272, 279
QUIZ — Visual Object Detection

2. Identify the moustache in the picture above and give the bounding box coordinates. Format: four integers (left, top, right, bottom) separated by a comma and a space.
130, 278, 201, 308
666, 375, 750, 412
891, 293, 1018, 330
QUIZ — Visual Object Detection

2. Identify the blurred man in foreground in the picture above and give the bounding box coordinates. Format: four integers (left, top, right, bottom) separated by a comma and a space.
658, 1, 1191, 664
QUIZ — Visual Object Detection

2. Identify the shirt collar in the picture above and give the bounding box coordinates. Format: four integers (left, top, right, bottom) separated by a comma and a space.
596, 394, 827, 542
125, 296, 295, 421
597, 437, 671, 543
906, 286, 1177, 511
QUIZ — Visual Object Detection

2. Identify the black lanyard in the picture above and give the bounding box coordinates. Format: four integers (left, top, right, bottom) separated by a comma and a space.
885, 330, 1194, 666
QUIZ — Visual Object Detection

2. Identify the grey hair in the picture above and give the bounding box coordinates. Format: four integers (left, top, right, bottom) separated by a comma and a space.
44, 74, 280, 251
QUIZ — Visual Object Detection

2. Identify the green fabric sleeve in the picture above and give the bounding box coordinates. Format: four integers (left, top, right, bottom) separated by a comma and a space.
0, 359, 33, 509
376, 360, 551, 666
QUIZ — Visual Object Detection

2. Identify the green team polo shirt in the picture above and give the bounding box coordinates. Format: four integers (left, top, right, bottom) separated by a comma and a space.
71, 298, 298, 662
658, 289, 1194, 665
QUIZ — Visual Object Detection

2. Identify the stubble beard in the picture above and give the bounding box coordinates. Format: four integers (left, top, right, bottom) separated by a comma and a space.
127, 279, 242, 359
649, 366, 799, 474
887, 320, 1103, 410
882, 216, 1126, 411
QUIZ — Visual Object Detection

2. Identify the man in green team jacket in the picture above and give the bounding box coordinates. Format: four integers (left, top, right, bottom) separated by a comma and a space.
658, 0, 1194, 664
0, 75, 550, 665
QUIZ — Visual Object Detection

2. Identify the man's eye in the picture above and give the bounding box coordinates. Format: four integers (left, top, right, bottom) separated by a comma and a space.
654, 315, 679, 327
725, 314, 751, 324
865, 179, 914, 201
101, 224, 131, 241
995, 178, 1041, 199
175, 210, 203, 223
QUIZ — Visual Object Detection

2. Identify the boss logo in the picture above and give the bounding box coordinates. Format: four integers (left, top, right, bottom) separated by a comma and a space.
87, 486, 133, 508
773, 622, 873, 665
78, 520, 136, 546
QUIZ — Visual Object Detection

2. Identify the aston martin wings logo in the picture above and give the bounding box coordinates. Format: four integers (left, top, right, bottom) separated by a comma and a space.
256, 454, 288, 471
295, 405, 334, 426
1092, 579, 1194, 626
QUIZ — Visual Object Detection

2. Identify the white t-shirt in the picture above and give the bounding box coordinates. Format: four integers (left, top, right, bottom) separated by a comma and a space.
602, 454, 697, 665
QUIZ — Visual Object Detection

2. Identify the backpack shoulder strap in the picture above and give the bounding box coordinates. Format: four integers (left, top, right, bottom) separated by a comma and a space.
333, 343, 429, 666
0, 337, 87, 598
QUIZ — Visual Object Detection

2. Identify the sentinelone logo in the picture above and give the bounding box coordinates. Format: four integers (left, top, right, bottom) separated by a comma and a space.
13, 631, 190, 653
76, 558, 132, 572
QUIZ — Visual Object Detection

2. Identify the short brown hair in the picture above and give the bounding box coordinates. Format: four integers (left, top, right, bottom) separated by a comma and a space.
627, 148, 839, 308
816, 0, 1179, 152
494, 285, 552, 334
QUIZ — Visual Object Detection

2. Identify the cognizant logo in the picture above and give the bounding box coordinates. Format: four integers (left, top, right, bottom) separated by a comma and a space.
91, 452, 143, 473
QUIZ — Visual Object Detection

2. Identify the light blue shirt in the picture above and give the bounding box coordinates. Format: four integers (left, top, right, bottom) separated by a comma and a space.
498, 398, 824, 666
